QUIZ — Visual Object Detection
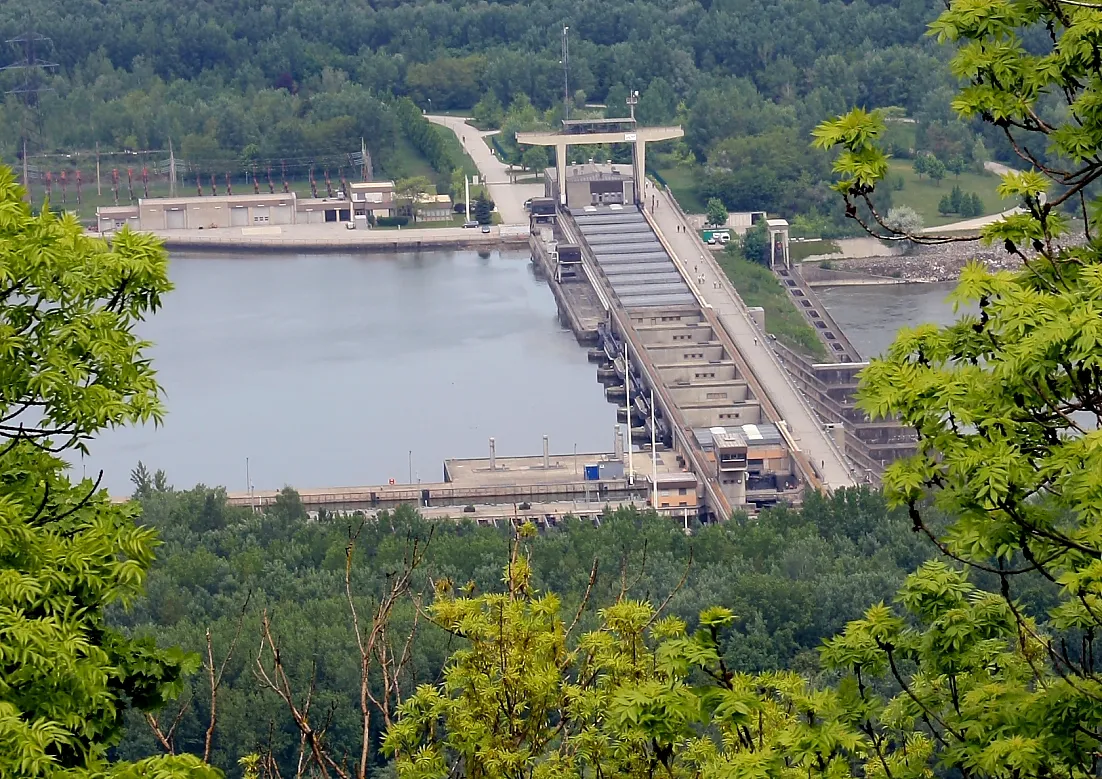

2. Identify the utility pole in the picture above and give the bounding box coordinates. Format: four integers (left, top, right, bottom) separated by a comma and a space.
96, 142, 102, 195
465, 175, 471, 223
561, 25, 570, 120
168, 139, 176, 197
4, 28, 58, 201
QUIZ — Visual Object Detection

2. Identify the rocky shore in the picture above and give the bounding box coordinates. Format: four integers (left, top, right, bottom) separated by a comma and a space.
823, 234, 1083, 283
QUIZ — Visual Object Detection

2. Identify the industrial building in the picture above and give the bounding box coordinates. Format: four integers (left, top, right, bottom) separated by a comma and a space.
544, 163, 635, 209
96, 181, 399, 232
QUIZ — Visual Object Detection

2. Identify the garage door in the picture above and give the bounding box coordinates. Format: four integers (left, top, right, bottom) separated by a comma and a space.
253, 206, 270, 224
231, 206, 249, 226
272, 205, 293, 224
166, 208, 185, 229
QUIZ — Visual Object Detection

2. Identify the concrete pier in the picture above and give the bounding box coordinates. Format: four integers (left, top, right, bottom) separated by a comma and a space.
222, 449, 696, 522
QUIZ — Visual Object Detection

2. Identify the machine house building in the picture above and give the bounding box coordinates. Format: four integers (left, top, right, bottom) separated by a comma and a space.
96, 181, 398, 232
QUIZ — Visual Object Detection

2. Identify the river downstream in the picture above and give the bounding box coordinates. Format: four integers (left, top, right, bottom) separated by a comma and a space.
85, 250, 618, 495
814, 282, 959, 359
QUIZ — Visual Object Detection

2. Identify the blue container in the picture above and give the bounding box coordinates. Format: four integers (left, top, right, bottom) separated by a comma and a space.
584, 465, 600, 481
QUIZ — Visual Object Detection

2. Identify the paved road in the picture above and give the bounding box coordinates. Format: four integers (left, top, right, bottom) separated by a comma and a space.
922, 207, 1024, 234
643, 181, 857, 491
427, 114, 543, 225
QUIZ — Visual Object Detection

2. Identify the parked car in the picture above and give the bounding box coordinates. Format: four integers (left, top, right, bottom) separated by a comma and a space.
481, 224, 491, 233
463, 220, 478, 228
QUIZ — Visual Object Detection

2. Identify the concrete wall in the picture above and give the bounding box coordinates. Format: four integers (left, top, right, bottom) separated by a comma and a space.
634, 324, 716, 345
659, 362, 740, 384
138, 197, 295, 230
647, 343, 727, 364
667, 383, 751, 406
627, 309, 704, 328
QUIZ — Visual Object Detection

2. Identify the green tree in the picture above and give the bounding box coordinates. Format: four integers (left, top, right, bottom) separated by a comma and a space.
947, 153, 966, 176
520, 146, 549, 176
470, 92, 504, 129
949, 183, 963, 213
0, 166, 218, 778
383, 540, 866, 779
450, 168, 466, 201
937, 193, 953, 215
969, 191, 984, 216
705, 197, 728, 227
395, 176, 433, 222
815, 0, 1102, 772
912, 153, 929, 178
473, 194, 492, 224
958, 191, 977, 218
740, 221, 768, 265
926, 155, 947, 185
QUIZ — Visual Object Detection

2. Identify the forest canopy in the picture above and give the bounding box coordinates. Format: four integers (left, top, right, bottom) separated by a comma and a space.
0, 0, 1009, 232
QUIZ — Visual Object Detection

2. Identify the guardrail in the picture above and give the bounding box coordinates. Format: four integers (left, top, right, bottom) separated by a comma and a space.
656, 186, 855, 488
557, 211, 733, 519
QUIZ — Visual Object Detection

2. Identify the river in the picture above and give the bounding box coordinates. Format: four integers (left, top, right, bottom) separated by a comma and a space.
84, 250, 618, 495
814, 282, 960, 359
84, 256, 966, 495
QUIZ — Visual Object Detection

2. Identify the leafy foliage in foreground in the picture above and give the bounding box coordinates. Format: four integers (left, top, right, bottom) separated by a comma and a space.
111, 487, 930, 774
812, 0, 1102, 776
0, 167, 216, 778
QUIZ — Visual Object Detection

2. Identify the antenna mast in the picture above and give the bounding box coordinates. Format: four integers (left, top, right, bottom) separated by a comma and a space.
561, 25, 570, 120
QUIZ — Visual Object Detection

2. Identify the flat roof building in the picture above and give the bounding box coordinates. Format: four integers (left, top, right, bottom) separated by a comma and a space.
97, 181, 399, 231
545, 163, 635, 209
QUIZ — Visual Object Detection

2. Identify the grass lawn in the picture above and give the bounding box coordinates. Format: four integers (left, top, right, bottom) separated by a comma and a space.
433, 124, 481, 179
790, 239, 840, 262
382, 136, 439, 182
374, 215, 471, 230
888, 160, 1016, 226
655, 166, 707, 213
715, 253, 827, 360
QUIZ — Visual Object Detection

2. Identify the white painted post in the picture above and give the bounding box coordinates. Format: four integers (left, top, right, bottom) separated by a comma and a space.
651, 388, 658, 509
625, 343, 634, 484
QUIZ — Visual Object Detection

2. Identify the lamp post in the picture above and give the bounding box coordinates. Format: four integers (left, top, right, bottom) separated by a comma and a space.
408, 450, 413, 484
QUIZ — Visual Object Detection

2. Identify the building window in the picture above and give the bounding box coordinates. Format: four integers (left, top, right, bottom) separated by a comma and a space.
678, 487, 688, 495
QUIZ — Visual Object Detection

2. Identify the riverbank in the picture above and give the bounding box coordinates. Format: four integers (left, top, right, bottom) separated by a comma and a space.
102, 222, 531, 253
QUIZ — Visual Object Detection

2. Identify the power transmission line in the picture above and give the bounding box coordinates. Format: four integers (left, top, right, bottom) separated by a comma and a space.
3, 26, 59, 198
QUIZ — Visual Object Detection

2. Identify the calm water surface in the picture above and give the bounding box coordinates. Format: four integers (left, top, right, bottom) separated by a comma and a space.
85, 257, 967, 494
815, 282, 960, 359
85, 250, 618, 494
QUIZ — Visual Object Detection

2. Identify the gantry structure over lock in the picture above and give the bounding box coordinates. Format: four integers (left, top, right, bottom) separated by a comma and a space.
516, 118, 684, 207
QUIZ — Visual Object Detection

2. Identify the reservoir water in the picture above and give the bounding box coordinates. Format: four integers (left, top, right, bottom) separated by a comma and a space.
85, 249, 618, 495
84, 250, 967, 495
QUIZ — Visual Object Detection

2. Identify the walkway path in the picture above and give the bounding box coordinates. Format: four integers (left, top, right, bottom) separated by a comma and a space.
643, 181, 857, 491
426, 115, 543, 225
922, 207, 1024, 234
